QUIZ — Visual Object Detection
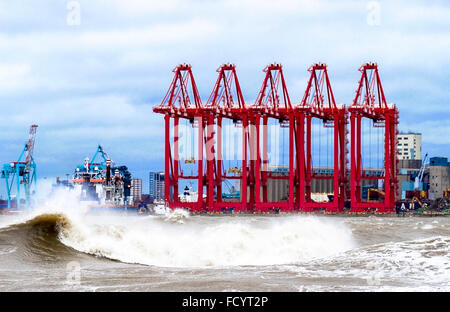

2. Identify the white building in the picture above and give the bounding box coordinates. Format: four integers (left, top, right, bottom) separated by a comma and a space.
396, 132, 422, 160
131, 178, 142, 202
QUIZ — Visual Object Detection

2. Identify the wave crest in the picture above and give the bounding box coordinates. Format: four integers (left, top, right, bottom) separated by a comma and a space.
1, 210, 356, 268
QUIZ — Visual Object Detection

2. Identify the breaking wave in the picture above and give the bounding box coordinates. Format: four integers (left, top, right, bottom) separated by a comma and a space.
0, 212, 80, 262
0, 208, 356, 267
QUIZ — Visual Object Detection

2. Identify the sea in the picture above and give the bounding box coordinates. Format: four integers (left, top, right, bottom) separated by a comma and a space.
0, 189, 448, 292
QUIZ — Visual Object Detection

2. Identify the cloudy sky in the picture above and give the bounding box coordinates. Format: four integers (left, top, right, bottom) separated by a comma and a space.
0, 0, 449, 194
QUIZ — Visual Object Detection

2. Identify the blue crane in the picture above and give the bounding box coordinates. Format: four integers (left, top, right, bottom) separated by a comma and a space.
222, 180, 240, 199
74, 145, 113, 176
1, 125, 38, 209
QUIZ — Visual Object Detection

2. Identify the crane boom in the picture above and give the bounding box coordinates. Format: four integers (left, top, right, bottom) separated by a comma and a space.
25, 125, 38, 168
91, 145, 115, 168
414, 153, 428, 190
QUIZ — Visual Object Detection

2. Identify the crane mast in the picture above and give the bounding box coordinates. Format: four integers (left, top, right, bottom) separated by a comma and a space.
25, 125, 38, 171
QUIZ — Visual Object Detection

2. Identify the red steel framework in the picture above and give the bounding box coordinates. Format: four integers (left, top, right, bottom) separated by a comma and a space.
153, 64, 207, 212
349, 62, 399, 213
296, 63, 348, 213
153, 62, 398, 214
203, 63, 249, 213
250, 63, 294, 213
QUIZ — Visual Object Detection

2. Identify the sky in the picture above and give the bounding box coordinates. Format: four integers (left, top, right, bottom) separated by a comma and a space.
0, 0, 449, 195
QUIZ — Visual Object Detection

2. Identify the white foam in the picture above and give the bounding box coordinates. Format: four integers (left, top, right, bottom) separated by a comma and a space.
3, 188, 354, 268
58, 213, 355, 267
2, 186, 355, 268
163, 208, 190, 224
289, 236, 450, 291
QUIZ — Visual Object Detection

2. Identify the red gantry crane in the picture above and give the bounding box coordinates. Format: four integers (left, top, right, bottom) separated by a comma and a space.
154, 62, 398, 215
349, 63, 399, 213
296, 63, 348, 213
203, 63, 248, 213
250, 63, 294, 213
153, 64, 206, 212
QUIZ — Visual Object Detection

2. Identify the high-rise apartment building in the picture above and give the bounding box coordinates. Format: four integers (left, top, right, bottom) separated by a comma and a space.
149, 172, 165, 202
131, 178, 142, 202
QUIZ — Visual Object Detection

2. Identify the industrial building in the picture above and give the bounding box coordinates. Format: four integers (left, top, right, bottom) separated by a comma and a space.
429, 157, 450, 200
266, 165, 384, 202
396, 152, 450, 201
395, 131, 449, 201
396, 131, 425, 199
264, 158, 444, 203
397, 158, 423, 197
396, 132, 422, 160
149, 172, 165, 202
131, 178, 142, 202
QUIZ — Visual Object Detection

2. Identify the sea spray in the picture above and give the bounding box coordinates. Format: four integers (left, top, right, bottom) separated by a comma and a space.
163, 208, 190, 224
2, 187, 356, 268
58, 213, 356, 267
